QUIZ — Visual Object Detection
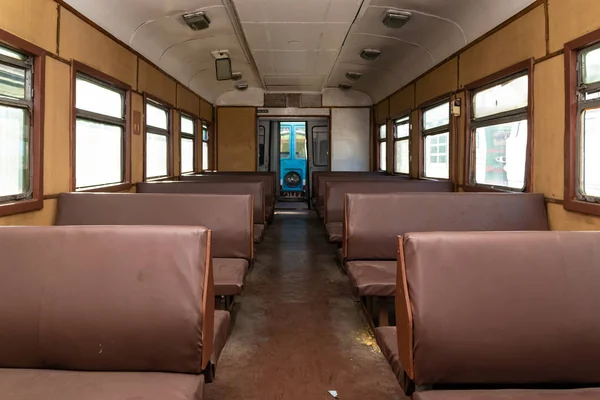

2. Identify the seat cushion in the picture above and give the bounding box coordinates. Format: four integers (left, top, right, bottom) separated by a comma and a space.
254, 224, 265, 243
212, 310, 231, 369
0, 369, 204, 400
326, 222, 343, 244
374, 327, 411, 391
347, 260, 396, 297
317, 206, 324, 219
413, 389, 600, 400
213, 258, 249, 296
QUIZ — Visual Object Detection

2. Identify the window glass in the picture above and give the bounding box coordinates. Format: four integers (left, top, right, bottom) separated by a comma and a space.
581, 108, 600, 197
394, 117, 409, 138
424, 133, 449, 179
146, 132, 168, 178
379, 123, 387, 139
76, 120, 122, 188
146, 103, 168, 129
473, 75, 528, 119
202, 124, 209, 141
395, 140, 409, 174
76, 78, 123, 118
379, 141, 387, 171
0, 46, 26, 60
583, 46, 600, 84
181, 137, 194, 174
312, 126, 328, 167
0, 105, 29, 197
295, 131, 307, 159
181, 115, 194, 135
280, 126, 290, 159
474, 120, 527, 190
202, 142, 209, 171
0, 63, 25, 99
423, 102, 450, 130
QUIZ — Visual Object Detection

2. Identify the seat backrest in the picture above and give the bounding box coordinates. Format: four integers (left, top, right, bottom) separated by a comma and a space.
55, 192, 253, 260
138, 181, 265, 224
324, 180, 453, 224
344, 193, 549, 260
396, 231, 600, 386
317, 175, 409, 207
0, 225, 214, 373
311, 171, 385, 201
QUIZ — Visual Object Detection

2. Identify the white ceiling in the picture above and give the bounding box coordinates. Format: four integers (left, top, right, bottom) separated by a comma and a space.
63, 0, 536, 104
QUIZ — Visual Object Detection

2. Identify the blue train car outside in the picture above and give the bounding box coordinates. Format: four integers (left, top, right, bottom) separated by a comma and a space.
280, 122, 307, 199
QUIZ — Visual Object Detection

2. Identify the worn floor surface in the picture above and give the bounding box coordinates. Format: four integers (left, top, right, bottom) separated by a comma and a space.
205, 210, 406, 400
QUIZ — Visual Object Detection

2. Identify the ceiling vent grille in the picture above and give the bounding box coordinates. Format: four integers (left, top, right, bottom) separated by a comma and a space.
382, 10, 411, 29
263, 93, 323, 108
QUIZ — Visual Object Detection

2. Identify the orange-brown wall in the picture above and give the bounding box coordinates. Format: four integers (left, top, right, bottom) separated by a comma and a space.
373, 0, 600, 230
0, 0, 214, 225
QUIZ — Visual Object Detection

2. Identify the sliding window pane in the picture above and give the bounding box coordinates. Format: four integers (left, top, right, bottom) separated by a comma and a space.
379, 124, 387, 139
76, 120, 122, 188
0, 105, 29, 196
423, 102, 449, 130
395, 140, 409, 174
181, 115, 194, 135
0, 63, 25, 100
583, 46, 600, 84
582, 108, 600, 197
473, 120, 527, 189
424, 132, 449, 179
379, 141, 387, 171
473, 75, 528, 119
146, 103, 168, 129
76, 78, 123, 118
146, 133, 168, 178
202, 142, 209, 170
181, 137, 194, 173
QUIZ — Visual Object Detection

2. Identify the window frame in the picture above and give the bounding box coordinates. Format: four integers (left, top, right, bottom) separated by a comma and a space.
71, 61, 131, 192
565, 29, 600, 216
143, 94, 173, 180
0, 29, 45, 217
179, 112, 196, 175
464, 59, 534, 193
377, 122, 387, 172
201, 120, 211, 171
419, 96, 452, 180
393, 114, 411, 175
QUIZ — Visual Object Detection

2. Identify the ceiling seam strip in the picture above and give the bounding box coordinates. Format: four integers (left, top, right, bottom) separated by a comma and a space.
355, 33, 435, 65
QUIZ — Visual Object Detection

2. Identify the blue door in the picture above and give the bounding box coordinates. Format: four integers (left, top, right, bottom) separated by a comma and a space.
280, 122, 307, 199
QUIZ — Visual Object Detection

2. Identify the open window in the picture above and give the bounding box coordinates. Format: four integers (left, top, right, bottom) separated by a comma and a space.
393, 116, 410, 174
565, 31, 600, 215
465, 61, 531, 191
180, 114, 195, 174
74, 63, 130, 191
0, 33, 44, 217
378, 123, 387, 171
421, 101, 450, 179
145, 98, 171, 179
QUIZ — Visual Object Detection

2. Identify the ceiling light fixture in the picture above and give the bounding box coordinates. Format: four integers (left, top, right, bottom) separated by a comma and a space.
235, 82, 249, 91
346, 72, 362, 81
232, 72, 242, 81
339, 83, 352, 90
382, 10, 411, 29
360, 49, 381, 61
182, 11, 211, 31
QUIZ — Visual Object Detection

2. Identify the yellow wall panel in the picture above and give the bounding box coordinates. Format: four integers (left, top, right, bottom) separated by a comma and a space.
43, 57, 71, 195
547, 203, 600, 230
390, 84, 414, 117
375, 99, 390, 123
60, 9, 136, 87
131, 93, 144, 183
217, 107, 256, 171
0, 199, 57, 226
459, 5, 546, 87
177, 85, 200, 117
0, 0, 57, 52
533, 55, 564, 199
138, 60, 177, 106
548, 0, 600, 52
200, 99, 213, 122
416, 58, 458, 106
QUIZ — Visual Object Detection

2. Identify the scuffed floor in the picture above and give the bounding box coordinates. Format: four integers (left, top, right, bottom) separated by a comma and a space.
205, 210, 406, 400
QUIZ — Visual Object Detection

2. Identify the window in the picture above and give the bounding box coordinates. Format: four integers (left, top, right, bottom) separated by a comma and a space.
180, 114, 195, 174
202, 122, 209, 171
145, 99, 170, 179
378, 123, 387, 171
468, 71, 529, 191
0, 35, 43, 217
280, 125, 290, 159
312, 125, 329, 167
422, 101, 450, 179
295, 126, 307, 159
74, 68, 128, 190
394, 116, 410, 174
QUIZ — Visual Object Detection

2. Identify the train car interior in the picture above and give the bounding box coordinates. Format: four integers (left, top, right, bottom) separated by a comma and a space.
2, 0, 600, 399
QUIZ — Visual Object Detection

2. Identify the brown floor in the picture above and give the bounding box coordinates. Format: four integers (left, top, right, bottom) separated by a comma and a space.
205, 210, 406, 400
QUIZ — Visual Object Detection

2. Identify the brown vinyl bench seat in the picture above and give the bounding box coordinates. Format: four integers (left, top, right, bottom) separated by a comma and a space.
374, 327, 409, 391
347, 260, 396, 297
324, 180, 453, 244
55, 192, 253, 301
412, 389, 600, 400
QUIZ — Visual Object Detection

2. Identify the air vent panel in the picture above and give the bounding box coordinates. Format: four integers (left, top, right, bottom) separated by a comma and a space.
263, 93, 323, 108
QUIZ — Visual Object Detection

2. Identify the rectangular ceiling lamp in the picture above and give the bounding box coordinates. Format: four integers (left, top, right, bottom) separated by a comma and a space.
215, 58, 232, 81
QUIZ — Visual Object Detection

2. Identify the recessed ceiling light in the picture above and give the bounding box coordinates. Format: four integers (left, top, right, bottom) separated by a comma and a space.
346, 72, 362, 81
339, 83, 352, 90
288, 40, 301, 46
182, 11, 211, 31
382, 10, 411, 29
360, 49, 381, 61
235, 82, 249, 91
